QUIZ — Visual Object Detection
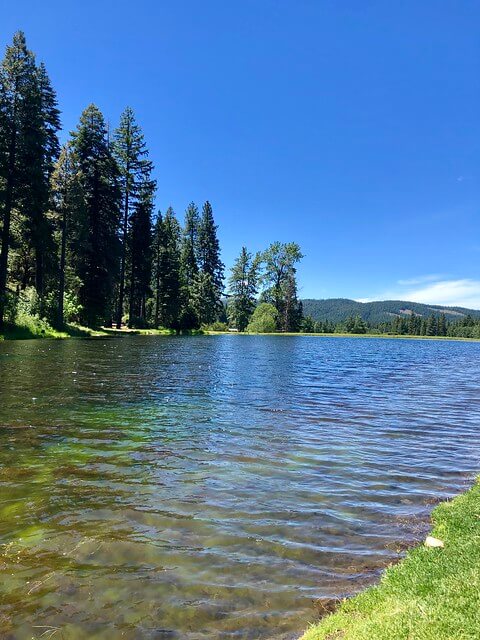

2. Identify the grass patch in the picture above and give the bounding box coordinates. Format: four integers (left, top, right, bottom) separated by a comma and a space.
300, 478, 480, 640
0, 317, 204, 341
0, 316, 105, 341
100, 327, 204, 336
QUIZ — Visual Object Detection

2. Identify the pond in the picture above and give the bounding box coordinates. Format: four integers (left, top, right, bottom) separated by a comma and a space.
0, 335, 479, 639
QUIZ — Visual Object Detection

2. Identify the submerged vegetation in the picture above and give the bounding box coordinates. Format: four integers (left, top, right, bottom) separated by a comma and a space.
301, 478, 480, 640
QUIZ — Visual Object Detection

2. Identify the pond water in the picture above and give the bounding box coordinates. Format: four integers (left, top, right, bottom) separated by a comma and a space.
0, 335, 479, 639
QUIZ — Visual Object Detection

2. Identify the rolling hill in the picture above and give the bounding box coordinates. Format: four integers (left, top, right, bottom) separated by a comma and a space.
301, 298, 480, 324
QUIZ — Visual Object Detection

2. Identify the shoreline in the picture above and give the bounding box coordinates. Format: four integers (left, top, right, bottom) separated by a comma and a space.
206, 331, 480, 343
2, 325, 480, 343
299, 477, 480, 640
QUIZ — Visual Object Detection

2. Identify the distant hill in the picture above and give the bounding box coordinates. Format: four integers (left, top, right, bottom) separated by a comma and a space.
301, 298, 480, 324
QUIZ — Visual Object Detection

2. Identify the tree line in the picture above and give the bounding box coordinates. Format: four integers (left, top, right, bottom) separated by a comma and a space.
300, 313, 480, 339
0, 32, 303, 333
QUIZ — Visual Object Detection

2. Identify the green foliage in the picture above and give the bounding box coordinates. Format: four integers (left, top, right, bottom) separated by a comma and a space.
261, 241, 303, 331
246, 303, 278, 333
0, 31, 60, 325
202, 321, 228, 332
69, 104, 122, 327
152, 207, 182, 329
197, 201, 224, 322
190, 271, 217, 326
301, 315, 316, 333
112, 107, 155, 328
342, 314, 367, 334
302, 298, 480, 325
2, 31, 315, 336
227, 246, 261, 331
180, 201, 200, 287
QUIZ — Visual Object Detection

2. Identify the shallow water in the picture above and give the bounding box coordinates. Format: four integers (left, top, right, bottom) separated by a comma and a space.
0, 335, 479, 639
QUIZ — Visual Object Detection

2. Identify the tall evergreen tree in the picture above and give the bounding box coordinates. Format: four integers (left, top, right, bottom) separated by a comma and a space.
281, 273, 303, 331
438, 313, 447, 337
69, 104, 121, 327
191, 271, 218, 326
128, 178, 153, 325
197, 200, 224, 323
50, 142, 84, 327
24, 61, 60, 304
112, 107, 154, 328
0, 32, 38, 326
426, 314, 437, 336
151, 211, 164, 328
180, 201, 199, 287
227, 246, 261, 331
155, 207, 182, 328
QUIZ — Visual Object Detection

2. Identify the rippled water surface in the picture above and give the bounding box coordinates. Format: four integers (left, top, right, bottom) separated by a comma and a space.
0, 335, 479, 639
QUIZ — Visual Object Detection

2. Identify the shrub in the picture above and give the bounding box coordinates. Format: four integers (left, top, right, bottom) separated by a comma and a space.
247, 303, 278, 333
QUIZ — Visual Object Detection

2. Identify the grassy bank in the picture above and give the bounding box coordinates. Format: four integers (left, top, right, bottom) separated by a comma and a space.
0, 317, 104, 340
301, 478, 480, 640
0, 317, 203, 341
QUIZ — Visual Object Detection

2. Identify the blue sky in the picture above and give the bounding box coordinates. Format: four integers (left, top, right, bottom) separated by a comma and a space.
1, 0, 479, 305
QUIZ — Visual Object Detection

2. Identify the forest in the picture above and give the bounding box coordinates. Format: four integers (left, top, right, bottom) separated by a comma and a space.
0, 32, 304, 335
301, 312, 480, 339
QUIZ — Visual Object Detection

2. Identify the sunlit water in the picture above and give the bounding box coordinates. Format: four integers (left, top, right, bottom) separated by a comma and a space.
0, 335, 479, 639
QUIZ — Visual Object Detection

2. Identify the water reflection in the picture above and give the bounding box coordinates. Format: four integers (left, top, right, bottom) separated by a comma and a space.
0, 336, 479, 639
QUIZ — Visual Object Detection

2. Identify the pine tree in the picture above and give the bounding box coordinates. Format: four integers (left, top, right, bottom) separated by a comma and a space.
128, 178, 153, 325
27, 61, 60, 304
155, 207, 182, 328
151, 211, 164, 328
426, 314, 437, 336
438, 313, 447, 337
227, 247, 261, 331
281, 272, 303, 331
2, 50, 60, 314
352, 314, 367, 334
0, 32, 38, 326
69, 104, 121, 327
191, 271, 218, 326
178, 202, 201, 329
180, 202, 199, 287
198, 201, 224, 322
50, 143, 83, 327
112, 107, 155, 328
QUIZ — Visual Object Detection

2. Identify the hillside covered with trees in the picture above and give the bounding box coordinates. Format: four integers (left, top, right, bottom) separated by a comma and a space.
302, 298, 480, 325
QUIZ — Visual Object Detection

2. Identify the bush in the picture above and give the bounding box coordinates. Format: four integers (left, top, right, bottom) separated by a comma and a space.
202, 321, 228, 332
247, 303, 278, 333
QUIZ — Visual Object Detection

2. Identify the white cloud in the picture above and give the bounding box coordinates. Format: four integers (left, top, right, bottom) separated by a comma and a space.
403, 279, 480, 309
397, 274, 443, 286
357, 277, 480, 310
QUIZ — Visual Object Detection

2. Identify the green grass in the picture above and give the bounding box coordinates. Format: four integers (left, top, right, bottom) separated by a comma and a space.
301, 478, 480, 640
0, 317, 204, 341
0, 316, 105, 341
100, 327, 204, 336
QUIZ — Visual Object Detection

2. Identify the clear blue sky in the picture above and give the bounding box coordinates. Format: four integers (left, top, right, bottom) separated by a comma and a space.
1, 0, 479, 306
